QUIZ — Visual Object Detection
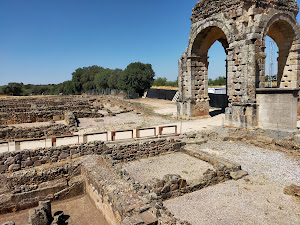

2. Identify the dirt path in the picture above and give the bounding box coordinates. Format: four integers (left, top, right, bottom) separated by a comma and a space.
0, 195, 109, 225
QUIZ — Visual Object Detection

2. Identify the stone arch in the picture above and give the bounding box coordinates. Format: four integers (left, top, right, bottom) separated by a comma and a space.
178, 0, 300, 129
191, 26, 229, 56
187, 18, 233, 56
259, 13, 300, 88
181, 23, 230, 116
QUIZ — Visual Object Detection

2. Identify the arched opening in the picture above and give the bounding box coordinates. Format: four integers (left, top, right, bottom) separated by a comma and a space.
255, 18, 300, 130
192, 27, 229, 115
207, 41, 227, 116
264, 36, 279, 87
264, 20, 297, 88
190, 26, 229, 117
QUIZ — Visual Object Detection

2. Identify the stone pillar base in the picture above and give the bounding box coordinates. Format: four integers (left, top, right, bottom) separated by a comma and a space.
225, 104, 258, 128
178, 100, 209, 118
256, 88, 299, 130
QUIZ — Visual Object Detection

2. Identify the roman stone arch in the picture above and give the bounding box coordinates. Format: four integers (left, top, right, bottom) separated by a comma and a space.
178, 0, 300, 129
253, 12, 300, 89
263, 14, 300, 88
187, 17, 234, 54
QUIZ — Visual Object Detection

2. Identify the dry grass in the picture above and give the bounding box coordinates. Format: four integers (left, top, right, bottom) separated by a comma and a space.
151, 86, 179, 90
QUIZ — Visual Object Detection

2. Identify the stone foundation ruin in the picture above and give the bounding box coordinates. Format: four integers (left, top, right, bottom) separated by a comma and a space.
0, 133, 251, 225
1, 124, 300, 224
0, 96, 135, 141
178, 0, 300, 130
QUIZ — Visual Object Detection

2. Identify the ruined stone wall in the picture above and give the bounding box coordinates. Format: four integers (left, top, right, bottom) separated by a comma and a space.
0, 96, 134, 125
178, 0, 300, 128
191, 0, 299, 23
0, 139, 187, 224
0, 96, 101, 125
0, 124, 71, 141
0, 139, 183, 174
0, 161, 83, 214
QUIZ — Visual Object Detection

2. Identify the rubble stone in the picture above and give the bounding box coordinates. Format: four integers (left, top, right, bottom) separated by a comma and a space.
284, 184, 300, 197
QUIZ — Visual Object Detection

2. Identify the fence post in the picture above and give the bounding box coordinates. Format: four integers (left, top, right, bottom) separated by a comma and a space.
15, 141, 21, 151
111, 131, 116, 141
159, 127, 163, 135
83, 134, 87, 144
51, 137, 56, 147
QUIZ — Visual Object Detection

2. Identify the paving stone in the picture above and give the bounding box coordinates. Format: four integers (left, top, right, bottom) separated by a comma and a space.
230, 170, 248, 180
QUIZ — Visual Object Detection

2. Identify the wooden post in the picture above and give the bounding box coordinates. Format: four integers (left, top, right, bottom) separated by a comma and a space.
159, 127, 163, 135
51, 137, 56, 147
111, 131, 116, 141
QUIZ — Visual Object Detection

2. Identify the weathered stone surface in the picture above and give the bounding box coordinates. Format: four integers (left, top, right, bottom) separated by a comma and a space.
39, 200, 52, 221
139, 211, 158, 225
284, 184, 300, 197
8, 164, 20, 172
2, 222, 15, 225
0, 124, 70, 141
28, 206, 48, 225
178, 178, 187, 188
230, 170, 248, 180
0, 165, 8, 173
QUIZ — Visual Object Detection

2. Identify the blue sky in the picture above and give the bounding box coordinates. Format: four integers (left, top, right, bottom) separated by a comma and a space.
0, 0, 300, 86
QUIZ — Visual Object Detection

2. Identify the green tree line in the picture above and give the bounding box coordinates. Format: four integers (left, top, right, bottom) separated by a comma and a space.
0, 62, 156, 96
152, 77, 178, 87
208, 76, 226, 86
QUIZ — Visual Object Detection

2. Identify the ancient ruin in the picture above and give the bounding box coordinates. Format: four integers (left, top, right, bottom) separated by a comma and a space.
178, 0, 300, 130
1, 1, 300, 224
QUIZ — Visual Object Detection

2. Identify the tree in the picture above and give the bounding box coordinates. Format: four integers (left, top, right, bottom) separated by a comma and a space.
62, 81, 75, 95
208, 76, 226, 86
95, 69, 111, 90
83, 81, 96, 92
118, 62, 155, 96
3, 83, 23, 96
72, 68, 84, 94
153, 77, 167, 86
165, 77, 178, 87
71, 65, 104, 94
107, 69, 122, 89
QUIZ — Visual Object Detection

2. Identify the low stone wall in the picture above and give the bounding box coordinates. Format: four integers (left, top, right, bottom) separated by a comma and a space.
0, 124, 71, 141
0, 96, 135, 125
0, 138, 183, 174
0, 110, 103, 125
0, 160, 83, 214
83, 156, 190, 225
64, 111, 78, 131
0, 137, 188, 225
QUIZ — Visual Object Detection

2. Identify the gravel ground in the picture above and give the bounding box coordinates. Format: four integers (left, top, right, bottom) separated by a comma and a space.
199, 140, 300, 186
164, 140, 300, 225
130, 98, 178, 118
123, 152, 214, 183
165, 178, 300, 225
